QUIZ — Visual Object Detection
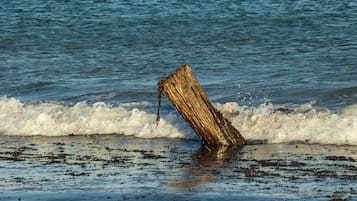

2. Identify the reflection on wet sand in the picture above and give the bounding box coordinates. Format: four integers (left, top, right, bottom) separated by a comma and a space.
168, 145, 241, 189
168, 175, 213, 188
193, 145, 241, 168
1, 135, 356, 200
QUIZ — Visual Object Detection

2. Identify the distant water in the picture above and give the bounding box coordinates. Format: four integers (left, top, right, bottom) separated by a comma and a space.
1, 0, 356, 144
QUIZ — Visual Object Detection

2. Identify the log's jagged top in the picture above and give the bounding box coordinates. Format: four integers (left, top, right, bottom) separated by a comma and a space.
162, 64, 191, 83
158, 64, 192, 92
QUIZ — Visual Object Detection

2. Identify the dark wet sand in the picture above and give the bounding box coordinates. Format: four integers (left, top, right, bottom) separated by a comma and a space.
0, 135, 356, 201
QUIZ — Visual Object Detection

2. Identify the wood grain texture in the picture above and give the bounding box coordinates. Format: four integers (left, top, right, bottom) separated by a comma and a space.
158, 65, 246, 146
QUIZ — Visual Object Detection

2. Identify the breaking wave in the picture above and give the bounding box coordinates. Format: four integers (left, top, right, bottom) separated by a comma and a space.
216, 102, 357, 145
0, 97, 191, 139
0, 97, 356, 145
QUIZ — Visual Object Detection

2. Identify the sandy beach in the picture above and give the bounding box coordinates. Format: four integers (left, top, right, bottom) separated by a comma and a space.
1, 135, 356, 201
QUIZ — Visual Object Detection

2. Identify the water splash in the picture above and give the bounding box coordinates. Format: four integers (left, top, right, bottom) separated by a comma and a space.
216, 102, 357, 145
0, 97, 190, 138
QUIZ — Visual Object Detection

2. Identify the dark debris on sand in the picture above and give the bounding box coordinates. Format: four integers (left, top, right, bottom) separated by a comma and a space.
1, 136, 357, 200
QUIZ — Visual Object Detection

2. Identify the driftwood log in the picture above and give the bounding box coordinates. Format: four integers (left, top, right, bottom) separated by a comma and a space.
157, 65, 246, 146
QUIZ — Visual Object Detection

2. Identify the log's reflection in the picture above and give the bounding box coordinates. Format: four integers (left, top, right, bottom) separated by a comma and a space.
168, 145, 242, 189
193, 145, 242, 169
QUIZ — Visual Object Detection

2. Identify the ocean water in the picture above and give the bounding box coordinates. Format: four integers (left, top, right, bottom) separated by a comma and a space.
1, 0, 356, 145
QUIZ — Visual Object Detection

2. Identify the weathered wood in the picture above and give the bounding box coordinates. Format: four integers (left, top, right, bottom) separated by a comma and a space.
157, 65, 246, 146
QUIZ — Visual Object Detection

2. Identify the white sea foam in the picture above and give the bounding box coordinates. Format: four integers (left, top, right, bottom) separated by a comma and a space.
1, 97, 356, 145
0, 97, 191, 138
216, 102, 357, 145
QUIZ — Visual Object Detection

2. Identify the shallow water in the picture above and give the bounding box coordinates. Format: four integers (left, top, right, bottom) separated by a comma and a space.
1, 135, 356, 200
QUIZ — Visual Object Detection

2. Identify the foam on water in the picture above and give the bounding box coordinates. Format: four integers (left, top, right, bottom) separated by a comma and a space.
0, 97, 190, 138
216, 102, 357, 145
1, 97, 356, 145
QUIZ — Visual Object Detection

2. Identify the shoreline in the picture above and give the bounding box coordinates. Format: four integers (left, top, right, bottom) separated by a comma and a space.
1, 135, 356, 200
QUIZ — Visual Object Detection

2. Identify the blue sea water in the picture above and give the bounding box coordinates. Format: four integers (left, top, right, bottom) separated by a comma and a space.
0, 0, 356, 143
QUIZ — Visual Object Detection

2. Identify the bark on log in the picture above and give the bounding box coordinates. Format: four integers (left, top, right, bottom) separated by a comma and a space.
157, 65, 246, 146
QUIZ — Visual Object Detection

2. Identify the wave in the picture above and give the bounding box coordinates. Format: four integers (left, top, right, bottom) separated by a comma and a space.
0, 97, 356, 145
216, 102, 357, 145
0, 97, 191, 139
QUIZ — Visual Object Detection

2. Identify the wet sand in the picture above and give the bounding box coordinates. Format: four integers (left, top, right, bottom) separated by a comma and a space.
0, 135, 356, 201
